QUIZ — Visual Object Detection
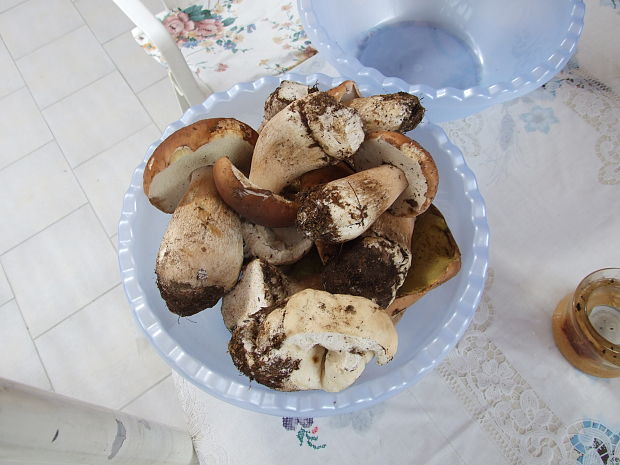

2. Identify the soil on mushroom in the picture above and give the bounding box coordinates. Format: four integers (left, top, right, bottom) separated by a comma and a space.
321, 238, 401, 308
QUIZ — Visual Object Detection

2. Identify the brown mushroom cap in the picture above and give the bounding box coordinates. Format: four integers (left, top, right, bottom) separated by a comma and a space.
143, 118, 258, 213
326, 80, 361, 103
385, 205, 461, 324
213, 157, 298, 228
353, 131, 438, 217
155, 166, 243, 316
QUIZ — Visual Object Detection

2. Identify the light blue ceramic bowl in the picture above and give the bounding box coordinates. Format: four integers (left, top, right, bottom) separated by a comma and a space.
298, 0, 585, 122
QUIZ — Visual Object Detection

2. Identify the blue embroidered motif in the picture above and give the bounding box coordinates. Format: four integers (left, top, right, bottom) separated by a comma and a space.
569, 420, 620, 464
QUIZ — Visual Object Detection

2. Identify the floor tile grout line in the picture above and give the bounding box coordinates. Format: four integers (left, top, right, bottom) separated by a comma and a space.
5, 22, 86, 63
37, 68, 117, 112
0, 263, 56, 392
0, 202, 88, 258
33, 282, 122, 341
0, 138, 55, 175
119, 372, 172, 411
71, 121, 155, 170
72, 6, 169, 131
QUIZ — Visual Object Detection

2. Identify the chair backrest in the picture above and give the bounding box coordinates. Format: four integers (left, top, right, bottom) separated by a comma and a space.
113, 0, 210, 108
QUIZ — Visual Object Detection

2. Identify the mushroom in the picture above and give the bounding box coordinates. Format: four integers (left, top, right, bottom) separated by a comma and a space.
241, 221, 313, 265
353, 131, 438, 217
143, 118, 258, 213
347, 92, 425, 133
328, 81, 424, 132
261, 80, 317, 126
249, 92, 365, 193
220, 258, 289, 331
228, 289, 398, 392
385, 205, 461, 324
321, 213, 415, 308
326, 80, 362, 103
156, 166, 243, 316
212, 157, 298, 228
296, 164, 408, 243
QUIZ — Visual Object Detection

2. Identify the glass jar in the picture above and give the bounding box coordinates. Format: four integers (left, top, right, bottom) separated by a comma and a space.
552, 268, 620, 377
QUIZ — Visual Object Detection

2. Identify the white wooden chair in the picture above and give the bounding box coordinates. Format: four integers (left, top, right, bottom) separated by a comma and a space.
112, 0, 317, 111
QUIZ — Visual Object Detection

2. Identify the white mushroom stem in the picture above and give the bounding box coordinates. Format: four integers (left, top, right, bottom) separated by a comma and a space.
346, 92, 425, 133
262, 80, 315, 125
220, 258, 289, 331
241, 221, 313, 265
156, 166, 243, 316
249, 92, 364, 193
296, 164, 408, 243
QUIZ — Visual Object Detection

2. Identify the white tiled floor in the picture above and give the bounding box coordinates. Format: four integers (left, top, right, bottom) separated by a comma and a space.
0, 0, 187, 430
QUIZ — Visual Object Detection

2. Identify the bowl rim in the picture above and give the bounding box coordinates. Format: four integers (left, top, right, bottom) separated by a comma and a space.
117, 73, 490, 417
297, 0, 585, 106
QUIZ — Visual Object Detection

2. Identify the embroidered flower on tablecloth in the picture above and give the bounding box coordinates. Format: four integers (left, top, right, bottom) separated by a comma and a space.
519, 105, 560, 133
281, 417, 326, 450
476, 359, 515, 402
510, 389, 553, 433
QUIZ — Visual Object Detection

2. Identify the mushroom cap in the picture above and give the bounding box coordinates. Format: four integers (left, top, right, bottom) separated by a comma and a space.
228, 289, 398, 391
249, 92, 364, 193
385, 205, 461, 324
346, 92, 425, 133
296, 164, 408, 243
241, 221, 313, 265
213, 157, 298, 228
156, 166, 243, 316
220, 258, 289, 331
353, 131, 438, 217
326, 80, 361, 103
144, 118, 258, 213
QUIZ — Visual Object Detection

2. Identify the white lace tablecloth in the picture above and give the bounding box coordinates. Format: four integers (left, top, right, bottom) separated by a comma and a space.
172, 3, 620, 464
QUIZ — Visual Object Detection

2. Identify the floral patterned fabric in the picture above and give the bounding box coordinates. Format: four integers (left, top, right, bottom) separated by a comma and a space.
132, 0, 316, 92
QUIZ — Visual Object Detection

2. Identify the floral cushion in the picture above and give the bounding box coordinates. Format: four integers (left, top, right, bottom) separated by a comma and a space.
132, 0, 317, 92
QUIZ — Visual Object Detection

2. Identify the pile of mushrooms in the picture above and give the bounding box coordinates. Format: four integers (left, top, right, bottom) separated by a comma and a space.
143, 80, 461, 392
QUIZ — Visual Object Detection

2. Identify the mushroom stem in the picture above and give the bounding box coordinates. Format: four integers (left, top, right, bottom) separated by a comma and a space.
296, 165, 408, 243
321, 213, 415, 308
156, 166, 243, 316
249, 92, 364, 193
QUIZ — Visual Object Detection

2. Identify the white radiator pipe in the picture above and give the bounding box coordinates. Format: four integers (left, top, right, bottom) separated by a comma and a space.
0, 378, 198, 465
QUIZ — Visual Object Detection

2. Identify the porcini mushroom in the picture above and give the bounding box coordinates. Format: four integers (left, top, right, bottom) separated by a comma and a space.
228, 289, 398, 392
326, 80, 361, 103
385, 205, 461, 323
262, 80, 317, 125
296, 165, 408, 243
213, 157, 298, 228
347, 92, 425, 133
220, 258, 289, 331
249, 92, 365, 193
143, 118, 258, 213
328, 81, 424, 132
241, 221, 313, 265
353, 131, 438, 217
156, 166, 243, 316
322, 213, 415, 308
